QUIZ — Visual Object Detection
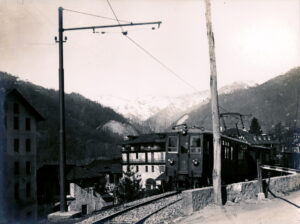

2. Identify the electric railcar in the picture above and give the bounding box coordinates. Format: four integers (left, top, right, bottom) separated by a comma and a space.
165, 126, 271, 189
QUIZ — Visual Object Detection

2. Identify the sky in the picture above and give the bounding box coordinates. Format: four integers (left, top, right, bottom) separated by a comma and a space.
0, 0, 299, 101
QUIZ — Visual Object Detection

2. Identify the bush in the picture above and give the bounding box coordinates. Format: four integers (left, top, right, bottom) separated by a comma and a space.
115, 170, 142, 203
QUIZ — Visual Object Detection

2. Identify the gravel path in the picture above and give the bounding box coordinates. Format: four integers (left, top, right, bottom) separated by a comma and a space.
144, 199, 183, 224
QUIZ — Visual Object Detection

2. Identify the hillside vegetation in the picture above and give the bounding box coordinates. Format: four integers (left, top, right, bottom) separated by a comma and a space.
184, 67, 300, 132
0, 72, 133, 165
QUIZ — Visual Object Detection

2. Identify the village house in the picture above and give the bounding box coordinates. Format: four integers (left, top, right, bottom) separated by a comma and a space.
66, 166, 114, 215
121, 133, 166, 190
0, 89, 44, 223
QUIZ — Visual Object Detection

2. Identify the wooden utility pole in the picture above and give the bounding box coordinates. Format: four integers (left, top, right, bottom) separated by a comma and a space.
204, 0, 222, 205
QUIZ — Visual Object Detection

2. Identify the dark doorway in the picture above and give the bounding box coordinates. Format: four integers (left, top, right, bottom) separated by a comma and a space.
81, 204, 87, 215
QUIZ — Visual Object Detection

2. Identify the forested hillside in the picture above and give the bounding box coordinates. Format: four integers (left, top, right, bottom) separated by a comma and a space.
183, 67, 300, 132
0, 72, 134, 165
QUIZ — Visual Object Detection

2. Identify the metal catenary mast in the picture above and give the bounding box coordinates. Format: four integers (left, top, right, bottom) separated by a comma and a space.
55, 6, 161, 212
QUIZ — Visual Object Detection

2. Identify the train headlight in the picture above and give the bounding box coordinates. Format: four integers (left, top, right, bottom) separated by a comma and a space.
168, 158, 175, 166
192, 159, 199, 166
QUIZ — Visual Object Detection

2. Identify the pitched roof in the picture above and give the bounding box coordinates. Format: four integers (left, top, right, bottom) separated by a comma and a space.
123, 133, 166, 145
86, 159, 122, 174
222, 128, 279, 145
66, 166, 103, 181
5, 88, 45, 121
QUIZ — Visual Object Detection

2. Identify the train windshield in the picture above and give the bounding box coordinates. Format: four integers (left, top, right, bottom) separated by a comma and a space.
190, 136, 201, 153
167, 136, 178, 152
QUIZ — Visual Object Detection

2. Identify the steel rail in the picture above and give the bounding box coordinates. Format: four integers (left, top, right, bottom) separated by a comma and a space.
91, 191, 180, 224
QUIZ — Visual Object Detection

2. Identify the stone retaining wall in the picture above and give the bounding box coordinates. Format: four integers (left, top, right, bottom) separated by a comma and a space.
182, 174, 300, 215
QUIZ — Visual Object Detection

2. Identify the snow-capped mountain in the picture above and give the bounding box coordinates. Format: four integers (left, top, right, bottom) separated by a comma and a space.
145, 81, 256, 132
97, 95, 176, 121
97, 81, 256, 124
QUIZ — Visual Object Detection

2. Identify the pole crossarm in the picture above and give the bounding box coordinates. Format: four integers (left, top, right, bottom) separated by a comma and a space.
56, 6, 162, 212
63, 21, 162, 32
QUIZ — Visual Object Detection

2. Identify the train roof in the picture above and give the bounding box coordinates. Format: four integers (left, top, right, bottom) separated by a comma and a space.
123, 128, 271, 151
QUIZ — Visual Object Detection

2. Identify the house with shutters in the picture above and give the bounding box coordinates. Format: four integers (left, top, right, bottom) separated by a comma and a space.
121, 133, 166, 190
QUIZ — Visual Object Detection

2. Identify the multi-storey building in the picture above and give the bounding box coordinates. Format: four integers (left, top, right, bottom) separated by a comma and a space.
121, 133, 166, 189
1, 89, 44, 223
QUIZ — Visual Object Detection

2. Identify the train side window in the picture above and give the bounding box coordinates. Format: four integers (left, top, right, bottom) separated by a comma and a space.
224, 147, 230, 159
230, 146, 234, 160
238, 149, 245, 160
167, 136, 178, 153
190, 136, 201, 153
205, 141, 210, 154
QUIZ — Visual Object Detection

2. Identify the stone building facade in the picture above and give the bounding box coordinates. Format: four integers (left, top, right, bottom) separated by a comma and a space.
1, 89, 44, 223
121, 133, 166, 189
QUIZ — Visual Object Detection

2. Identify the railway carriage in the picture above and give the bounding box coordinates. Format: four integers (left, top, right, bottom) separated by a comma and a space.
121, 126, 271, 191
165, 126, 271, 189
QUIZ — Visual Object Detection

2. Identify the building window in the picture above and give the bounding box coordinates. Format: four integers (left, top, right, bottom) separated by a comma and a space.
14, 139, 19, 153
26, 182, 31, 198
147, 152, 152, 163
136, 166, 139, 172
167, 136, 178, 152
26, 161, 31, 175
26, 139, 31, 152
25, 118, 31, 131
145, 166, 148, 172
14, 117, 19, 130
13, 103, 19, 114
14, 161, 19, 175
122, 153, 127, 163
190, 136, 201, 153
136, 153, 138, 159
224, 147, 230, 159
152, 165, 154, 172
14, 183, 19, 200
159, 165, 165, 173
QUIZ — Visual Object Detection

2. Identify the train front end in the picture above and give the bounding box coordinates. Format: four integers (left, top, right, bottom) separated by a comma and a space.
165, 127, 204, 189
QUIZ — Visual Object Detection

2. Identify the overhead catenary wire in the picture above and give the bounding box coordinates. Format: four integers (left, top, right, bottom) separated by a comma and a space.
105, 0, 188, 127
63, 8, 131, 23
98, 27, 156, 34
105, 0, 230, 128
124, 35, 199, 92
124, 34, 233, 127
106, 0, 125, 33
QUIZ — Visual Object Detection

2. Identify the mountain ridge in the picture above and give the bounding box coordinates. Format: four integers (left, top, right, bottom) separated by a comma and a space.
0, 71, 136, 165
183, 67, 300, 132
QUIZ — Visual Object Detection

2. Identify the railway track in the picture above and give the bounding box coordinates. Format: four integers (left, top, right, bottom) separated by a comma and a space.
84, 191, 181, 224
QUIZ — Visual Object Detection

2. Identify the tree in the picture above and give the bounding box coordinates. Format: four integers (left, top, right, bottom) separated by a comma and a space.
273, 122, 284, 142
115, 169, 142, 203
249, 117, 262, 135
